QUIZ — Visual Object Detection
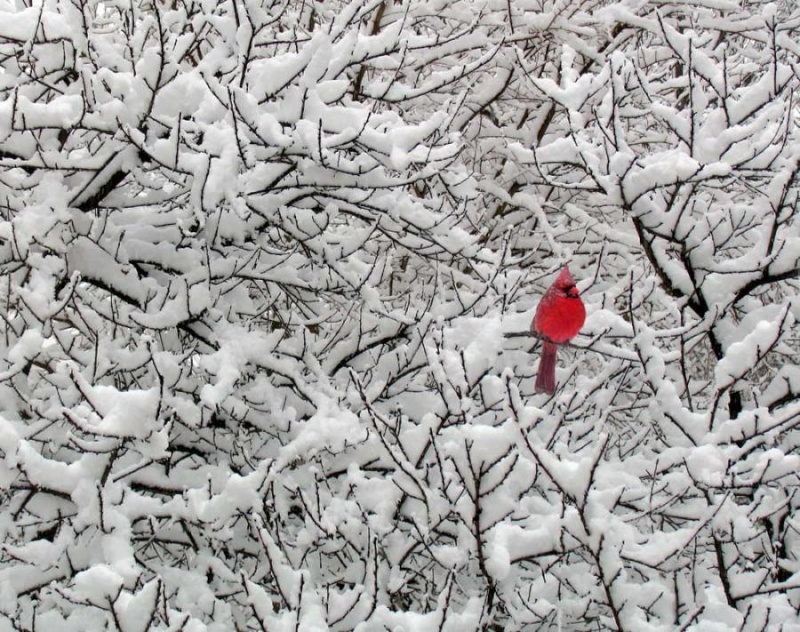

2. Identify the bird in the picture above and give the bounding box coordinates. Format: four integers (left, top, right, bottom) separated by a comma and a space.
532, 266, 586, 394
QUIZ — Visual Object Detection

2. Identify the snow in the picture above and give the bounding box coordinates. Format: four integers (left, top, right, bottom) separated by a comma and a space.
6, 329, 44, 367
0, 8, 73, 41
72, 565, 125, 604
486, 519, 559, 581
1, 0, 799, 629
69, 380, 160, 439
16, 95, 83, 129
115, 579, 160, 632
715, 315, 787, 392
199, 327, 282, 408
66, 236, 147, 306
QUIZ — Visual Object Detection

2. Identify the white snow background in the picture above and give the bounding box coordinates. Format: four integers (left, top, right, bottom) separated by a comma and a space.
0, 0, 799, 629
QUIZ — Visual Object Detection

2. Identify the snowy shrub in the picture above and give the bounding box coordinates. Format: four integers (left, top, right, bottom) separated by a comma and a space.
0, 0, 798, 630
467, 1, 800, 628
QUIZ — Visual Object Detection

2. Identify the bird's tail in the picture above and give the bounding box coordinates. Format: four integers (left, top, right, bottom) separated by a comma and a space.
535, 341, 558, 394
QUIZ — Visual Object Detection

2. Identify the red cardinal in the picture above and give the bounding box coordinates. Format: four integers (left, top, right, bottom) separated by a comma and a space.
532, 266, 586, 394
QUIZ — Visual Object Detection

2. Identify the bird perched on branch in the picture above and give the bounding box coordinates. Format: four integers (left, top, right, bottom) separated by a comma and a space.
532, 266, 586, 394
